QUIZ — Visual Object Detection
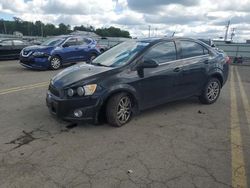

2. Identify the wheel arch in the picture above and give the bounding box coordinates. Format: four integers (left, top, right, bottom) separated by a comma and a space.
210, 73, 223, 86
51, 54, 62, 62
97, 87, 139, 123
208, 67, 224, 86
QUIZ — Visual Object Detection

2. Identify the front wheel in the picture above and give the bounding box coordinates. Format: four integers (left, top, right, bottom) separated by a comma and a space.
106, 93, 133, 127
50, 56, 61, 70
90, 53, 97, 61
199, 78, 221, 104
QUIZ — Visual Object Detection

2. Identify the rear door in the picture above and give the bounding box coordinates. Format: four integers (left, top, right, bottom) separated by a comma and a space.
75, 37, 91, 61
174, 40, 210, 98
136, 41, 182, 109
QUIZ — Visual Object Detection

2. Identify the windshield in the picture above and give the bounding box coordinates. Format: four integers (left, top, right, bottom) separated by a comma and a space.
41, 38, 65, 46
92, 41, 149, 67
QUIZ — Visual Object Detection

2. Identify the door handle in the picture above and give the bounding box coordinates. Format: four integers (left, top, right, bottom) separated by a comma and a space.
173, 67, 182, 72
204, 59, 209, 64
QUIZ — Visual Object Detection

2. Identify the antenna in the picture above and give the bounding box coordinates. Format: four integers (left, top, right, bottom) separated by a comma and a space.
148, 25, 151, 38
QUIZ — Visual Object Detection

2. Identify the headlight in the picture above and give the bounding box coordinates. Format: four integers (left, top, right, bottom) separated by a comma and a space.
67, 88, 74, 97
33, 51, 46, 57
67, 84, 97, 97
77, 87, 85, 96
84, 84, 97, 95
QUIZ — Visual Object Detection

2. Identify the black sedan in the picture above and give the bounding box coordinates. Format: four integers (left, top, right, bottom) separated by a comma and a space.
0, 39, 29, 60
47, 37, 229, 127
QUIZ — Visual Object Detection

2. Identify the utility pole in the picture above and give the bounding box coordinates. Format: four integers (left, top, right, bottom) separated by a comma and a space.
148, 25, 151, 38
155, 28, 158, 37
231, 28, 236, 41
1, 19, 7, 34
224, 20, 230, 41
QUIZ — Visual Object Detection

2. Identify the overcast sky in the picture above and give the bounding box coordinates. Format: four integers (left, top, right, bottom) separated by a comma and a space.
0, 0, 250, 41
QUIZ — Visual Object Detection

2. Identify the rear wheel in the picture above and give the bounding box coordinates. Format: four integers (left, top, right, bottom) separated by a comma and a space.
50, 56, 61, 70
199, 78, 221, 104
106, 93, 133, 127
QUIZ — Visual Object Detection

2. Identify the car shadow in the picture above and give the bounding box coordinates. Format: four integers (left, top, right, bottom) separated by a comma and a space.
74, 96, 201, 129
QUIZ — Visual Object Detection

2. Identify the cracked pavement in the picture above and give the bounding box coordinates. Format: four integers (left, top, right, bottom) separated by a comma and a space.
0, 61, 249, 188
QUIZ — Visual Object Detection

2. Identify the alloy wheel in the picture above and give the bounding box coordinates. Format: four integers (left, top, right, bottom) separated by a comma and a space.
207, 81, 220, 102
117, 96, 132, 124
51, 57, 61, 70
90, 54, 96, 61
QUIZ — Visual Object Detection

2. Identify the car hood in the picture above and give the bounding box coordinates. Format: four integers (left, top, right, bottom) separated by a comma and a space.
23, 45, 54, 52
51, 63, 113, 88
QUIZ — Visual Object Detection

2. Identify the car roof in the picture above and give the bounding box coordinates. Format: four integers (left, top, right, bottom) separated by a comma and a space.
50, 35, 94, 40
0, 38, 13, 41
137, 37, 201, 44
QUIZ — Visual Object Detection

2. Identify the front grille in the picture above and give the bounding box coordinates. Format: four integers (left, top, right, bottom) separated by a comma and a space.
49, 84, 60, 97
20, 57, 33, 64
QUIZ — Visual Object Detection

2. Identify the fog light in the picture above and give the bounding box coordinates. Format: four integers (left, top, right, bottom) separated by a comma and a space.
77, 87, 85, 96
74, 109, 83, 118
67, 88, 74, 97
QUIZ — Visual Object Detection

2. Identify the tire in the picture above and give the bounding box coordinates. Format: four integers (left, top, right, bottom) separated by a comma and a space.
106, 93, 133, 127
50, 56, 61, 70
90, 53, 97, 61
199, 78, 221, 104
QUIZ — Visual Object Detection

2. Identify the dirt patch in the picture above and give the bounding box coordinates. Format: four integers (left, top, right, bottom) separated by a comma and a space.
5, 130, 36, 150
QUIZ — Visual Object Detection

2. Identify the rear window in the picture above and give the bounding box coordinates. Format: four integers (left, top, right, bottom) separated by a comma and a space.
180, 41, 208, 58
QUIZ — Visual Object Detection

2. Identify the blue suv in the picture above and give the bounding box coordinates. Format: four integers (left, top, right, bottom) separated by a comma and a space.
19, 35, 101, 70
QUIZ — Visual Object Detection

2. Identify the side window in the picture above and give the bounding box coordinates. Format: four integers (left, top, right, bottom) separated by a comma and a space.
203, 48, 209, 55
180, 41, 207, 58
76, 37, 89, 45
0, 40, 12, 46
144, 42, 177, 64
65, 38, 78, 46
13, 40, 25, 46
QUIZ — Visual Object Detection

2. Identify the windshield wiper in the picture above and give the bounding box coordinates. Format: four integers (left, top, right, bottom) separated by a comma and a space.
92, 63, 109, 67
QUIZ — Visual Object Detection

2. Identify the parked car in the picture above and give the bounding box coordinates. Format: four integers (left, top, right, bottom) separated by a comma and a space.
96, 37, 129, 53
0, 38, 29, 60
19, 35, 100, 70
46, 37, 229, 127
96, 43, 109, 53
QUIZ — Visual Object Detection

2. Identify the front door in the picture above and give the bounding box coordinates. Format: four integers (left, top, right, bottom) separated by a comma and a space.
135, 41, 180, 109
60, 37, 81, 63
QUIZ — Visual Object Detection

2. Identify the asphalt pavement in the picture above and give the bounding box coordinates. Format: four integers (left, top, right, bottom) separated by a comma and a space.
0, 60, 249, 188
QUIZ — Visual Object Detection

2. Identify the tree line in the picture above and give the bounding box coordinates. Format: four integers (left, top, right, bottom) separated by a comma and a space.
0, 20, 131, 38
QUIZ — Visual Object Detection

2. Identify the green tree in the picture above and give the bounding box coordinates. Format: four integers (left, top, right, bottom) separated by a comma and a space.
0, 20, 131, 38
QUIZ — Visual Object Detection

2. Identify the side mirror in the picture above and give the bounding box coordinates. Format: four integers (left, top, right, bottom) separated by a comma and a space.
62, 43, 69, 48
136, 59, 158, 78
137, 59, 159, 69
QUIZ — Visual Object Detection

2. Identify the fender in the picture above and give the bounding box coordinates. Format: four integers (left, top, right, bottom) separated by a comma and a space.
207, 67, 224, 85
102, 83, 140, 110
